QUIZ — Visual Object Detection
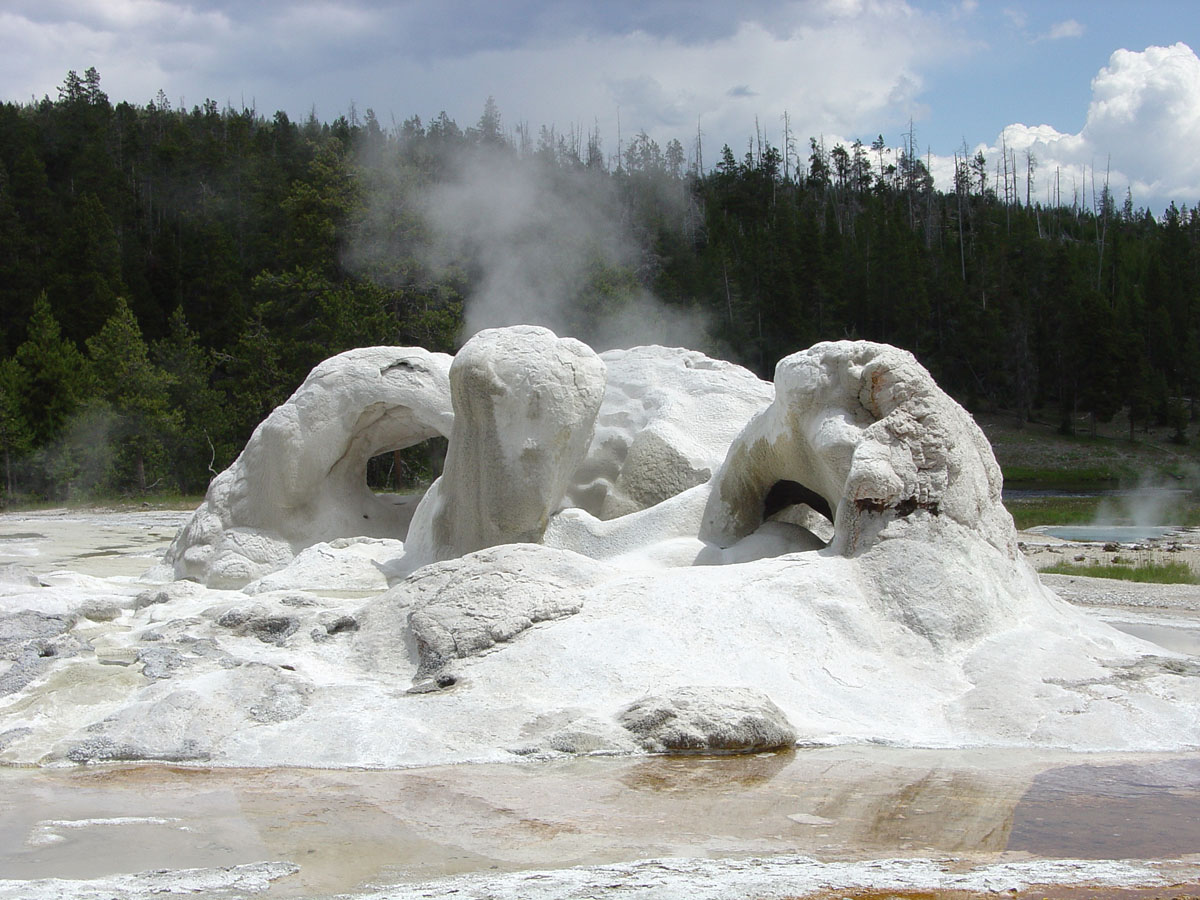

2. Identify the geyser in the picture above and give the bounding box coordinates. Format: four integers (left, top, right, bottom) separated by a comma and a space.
2, 327, 1198, 769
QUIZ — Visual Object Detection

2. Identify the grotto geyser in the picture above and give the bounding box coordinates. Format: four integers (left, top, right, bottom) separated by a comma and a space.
1, 325, 1198, 767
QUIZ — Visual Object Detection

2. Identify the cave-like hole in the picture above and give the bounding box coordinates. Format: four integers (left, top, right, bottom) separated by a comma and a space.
764, 480, 833, 522
762, 479, 835, 546
366, 436, 448, 496
363, 436, 449, 541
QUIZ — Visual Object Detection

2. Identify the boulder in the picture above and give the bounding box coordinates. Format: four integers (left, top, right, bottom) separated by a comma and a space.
619, 686, 798, 754
565, 346, 773, 519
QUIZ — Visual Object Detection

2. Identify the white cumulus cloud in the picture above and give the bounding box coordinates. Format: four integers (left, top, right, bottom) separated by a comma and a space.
935, 43, 1200, 215
0, 0, 962, 165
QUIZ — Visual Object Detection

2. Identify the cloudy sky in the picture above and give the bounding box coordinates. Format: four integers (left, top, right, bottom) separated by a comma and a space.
4, 0, 1199, 213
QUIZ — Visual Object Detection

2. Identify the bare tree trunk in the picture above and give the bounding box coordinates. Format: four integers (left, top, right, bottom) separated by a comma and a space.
954, 152, 966, 282
1025, 148, 1035, 208
1001, 136, 1011, 233
1096, 158, 1111, 293
781, 110, 790, 181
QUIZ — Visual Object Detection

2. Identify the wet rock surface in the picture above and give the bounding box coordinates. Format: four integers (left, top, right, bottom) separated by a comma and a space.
0, 610, 84, 696
619, 687, 798, 754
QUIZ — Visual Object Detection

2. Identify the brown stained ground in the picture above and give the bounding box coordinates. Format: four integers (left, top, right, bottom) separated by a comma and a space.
1007, 758, 1200, 861
792, 888, 1200, 900
3, 749, 1200, 898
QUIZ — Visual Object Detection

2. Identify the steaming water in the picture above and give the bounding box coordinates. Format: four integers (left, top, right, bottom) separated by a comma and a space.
1040, 525, 1180, 542
1011, 483, 1193, 543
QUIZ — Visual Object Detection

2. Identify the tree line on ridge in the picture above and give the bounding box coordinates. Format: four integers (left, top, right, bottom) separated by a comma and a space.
1, 70, 1197, 501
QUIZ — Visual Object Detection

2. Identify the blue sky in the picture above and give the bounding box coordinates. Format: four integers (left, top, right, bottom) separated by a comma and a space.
4, 0, 1199, 213
916, 1, 1197, 154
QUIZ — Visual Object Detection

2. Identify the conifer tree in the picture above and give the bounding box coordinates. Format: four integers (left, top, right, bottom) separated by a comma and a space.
13, 294, 92, 445
0, 358, 31, 500
85, 297, 179, 492
49, 193, 125, 343
153, 307, 229, 492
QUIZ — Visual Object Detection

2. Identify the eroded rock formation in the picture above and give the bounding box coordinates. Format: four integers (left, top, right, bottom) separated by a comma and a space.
3, 328, 1198, 769
566, 345, 774, 519
161, 347, 453, 587
700, 341, 1012, 557
403, 326, 606, 565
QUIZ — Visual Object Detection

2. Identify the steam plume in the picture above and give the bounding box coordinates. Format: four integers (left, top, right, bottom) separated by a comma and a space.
350, 141, 712, 352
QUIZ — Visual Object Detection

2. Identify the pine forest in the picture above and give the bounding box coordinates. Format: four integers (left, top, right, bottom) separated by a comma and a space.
2, 70, 1198, 501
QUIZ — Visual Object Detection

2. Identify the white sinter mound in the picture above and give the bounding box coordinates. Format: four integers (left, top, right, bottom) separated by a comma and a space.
2, 328, 1198, 769
159, 346, 453, 588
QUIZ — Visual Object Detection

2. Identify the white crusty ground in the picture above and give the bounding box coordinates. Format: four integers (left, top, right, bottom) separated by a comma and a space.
345, 856, 1199, 900
0, 861, 298, 900
2, 855, 1184, 900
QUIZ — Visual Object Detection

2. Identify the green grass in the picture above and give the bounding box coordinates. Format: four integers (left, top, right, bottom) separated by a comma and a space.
1005, 496, 1105, 530
1000, 465, 1126, 489
0, 493, 205, 513
1004, 492, 1200, 530
1040, 559, 1200, 584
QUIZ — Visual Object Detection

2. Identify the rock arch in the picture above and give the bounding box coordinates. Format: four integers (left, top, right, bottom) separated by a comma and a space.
163, 347, 454, 587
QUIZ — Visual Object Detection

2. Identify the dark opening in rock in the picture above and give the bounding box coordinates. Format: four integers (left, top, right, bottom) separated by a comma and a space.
366, 436, 448, 494
763, 480, 833, 523
758, 480, 836, 546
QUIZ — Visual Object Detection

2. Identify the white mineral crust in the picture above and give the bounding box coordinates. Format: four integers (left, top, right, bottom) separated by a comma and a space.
1, 329, 1198, 770
159, 346, 453, 588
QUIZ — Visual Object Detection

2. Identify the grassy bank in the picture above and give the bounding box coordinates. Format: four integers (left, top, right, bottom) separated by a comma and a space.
1040, 558, 1200, 584
982, 409, 1200, 531
0, 494, 205, 514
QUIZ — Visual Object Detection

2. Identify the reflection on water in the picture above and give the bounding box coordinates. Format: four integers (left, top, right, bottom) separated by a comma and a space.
5, 747, 1196, 897
618, 749, 793, 793
1010, 758, 1200, 859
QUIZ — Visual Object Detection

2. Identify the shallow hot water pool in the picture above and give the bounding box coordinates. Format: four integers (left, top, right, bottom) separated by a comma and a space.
2, 748, 1200, 898
1038, 525, 1181, 543
2, 511, 1200, 897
